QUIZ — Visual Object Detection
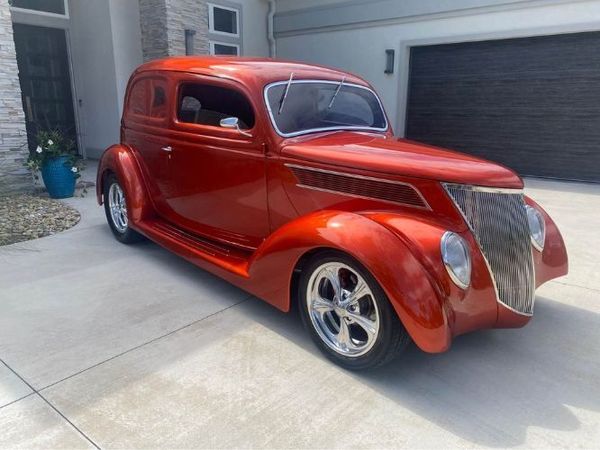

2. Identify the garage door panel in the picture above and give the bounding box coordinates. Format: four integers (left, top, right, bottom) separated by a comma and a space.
409, 77, 600, 109
406, 32, 600, 182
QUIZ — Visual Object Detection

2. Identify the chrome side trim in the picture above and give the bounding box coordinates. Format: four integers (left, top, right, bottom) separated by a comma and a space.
285, 163, 431, 210
264, 79, 389, 138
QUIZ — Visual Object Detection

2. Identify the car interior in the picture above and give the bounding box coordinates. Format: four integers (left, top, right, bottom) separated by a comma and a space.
177, 83, 255, 130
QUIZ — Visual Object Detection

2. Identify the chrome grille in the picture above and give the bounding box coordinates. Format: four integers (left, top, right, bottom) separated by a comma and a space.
444, 183, 535, 315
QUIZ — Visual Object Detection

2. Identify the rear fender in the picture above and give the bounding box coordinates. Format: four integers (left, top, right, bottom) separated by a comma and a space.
96, 144, 155, 225
247, 210, 451, 353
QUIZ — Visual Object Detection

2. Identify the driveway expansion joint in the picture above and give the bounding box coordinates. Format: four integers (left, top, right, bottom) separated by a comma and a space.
0, 358, 100, 449
0, 392, 36, 411
38, 295, 253, 393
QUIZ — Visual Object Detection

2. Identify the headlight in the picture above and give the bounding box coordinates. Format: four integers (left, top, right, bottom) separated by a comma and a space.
441, 231, 471, 289
525, 205, 545, 251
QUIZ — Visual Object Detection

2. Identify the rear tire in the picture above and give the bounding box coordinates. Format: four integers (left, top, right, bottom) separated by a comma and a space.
103, 173, 145, 244
298, 250, 410, 370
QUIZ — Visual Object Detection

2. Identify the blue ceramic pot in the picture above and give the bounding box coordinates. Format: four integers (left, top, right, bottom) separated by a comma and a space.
41, 155, 76, 199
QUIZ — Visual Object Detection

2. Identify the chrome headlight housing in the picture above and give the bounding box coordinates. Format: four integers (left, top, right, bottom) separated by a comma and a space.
441, 231, 471, 289
525, 205, 545, 251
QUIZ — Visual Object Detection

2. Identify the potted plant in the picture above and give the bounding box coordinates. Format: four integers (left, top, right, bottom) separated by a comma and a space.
25, 130, 84, 199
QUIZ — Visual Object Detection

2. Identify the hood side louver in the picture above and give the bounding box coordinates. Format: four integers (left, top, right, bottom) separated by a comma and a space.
287, 164, 428, 209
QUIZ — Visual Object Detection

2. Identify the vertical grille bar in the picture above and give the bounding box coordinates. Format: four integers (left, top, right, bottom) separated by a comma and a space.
444, 183, 536, 315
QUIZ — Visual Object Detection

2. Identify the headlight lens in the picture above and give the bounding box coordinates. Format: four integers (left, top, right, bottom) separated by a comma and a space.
525, 205, 545, 251
441, 231, 471, 289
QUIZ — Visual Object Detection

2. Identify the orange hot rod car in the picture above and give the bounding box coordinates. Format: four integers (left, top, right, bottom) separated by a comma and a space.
97, 57, 568, 370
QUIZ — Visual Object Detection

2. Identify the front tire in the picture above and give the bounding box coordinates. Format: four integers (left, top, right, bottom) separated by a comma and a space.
103, 173, 144, 244
298, 251, 410, 370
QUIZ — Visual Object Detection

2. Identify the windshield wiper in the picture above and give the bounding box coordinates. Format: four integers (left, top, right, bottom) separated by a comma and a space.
328, 76, 346, 109
277, 72, 294, 114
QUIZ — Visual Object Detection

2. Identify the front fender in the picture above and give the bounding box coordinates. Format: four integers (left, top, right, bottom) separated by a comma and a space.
96, 144, 155, 225
525, 196, 568, 286
247, 210, 451, 353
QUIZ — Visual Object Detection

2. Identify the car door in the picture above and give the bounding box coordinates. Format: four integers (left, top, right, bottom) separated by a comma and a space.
163, 74, 269, 250
122, 75, 173, 208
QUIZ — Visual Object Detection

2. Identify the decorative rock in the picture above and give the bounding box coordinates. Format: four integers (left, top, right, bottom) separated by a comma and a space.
0, 194, 80, 246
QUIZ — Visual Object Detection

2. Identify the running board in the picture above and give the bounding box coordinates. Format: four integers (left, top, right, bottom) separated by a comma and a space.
135, 218, 251, 278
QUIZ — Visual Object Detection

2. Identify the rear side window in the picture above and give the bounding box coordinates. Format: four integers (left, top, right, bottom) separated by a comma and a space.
177, 83, 255, 129
128, 80, 147, 116
127, 78, 168, 119
149, 80, 167, 118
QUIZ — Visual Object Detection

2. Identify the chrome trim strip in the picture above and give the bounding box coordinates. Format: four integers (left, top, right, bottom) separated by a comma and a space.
442, 183, 524, 195
264, 79, 389, 138
443, 183, 535, 317
286, 163, 431, 210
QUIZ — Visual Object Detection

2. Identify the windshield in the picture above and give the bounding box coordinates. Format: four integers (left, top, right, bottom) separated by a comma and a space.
264, 80, 388, 137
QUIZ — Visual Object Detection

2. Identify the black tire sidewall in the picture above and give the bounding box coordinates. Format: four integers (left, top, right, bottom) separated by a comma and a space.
298, 250, 407, 370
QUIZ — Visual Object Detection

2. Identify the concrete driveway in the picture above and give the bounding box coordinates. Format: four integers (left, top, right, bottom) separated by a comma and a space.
1, 175, 599, 449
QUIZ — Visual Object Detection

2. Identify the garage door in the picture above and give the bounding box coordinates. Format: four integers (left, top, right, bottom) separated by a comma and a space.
405, 32, 600, 182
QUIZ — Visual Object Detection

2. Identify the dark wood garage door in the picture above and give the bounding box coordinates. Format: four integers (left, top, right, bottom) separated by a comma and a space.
405, 32, 600, 182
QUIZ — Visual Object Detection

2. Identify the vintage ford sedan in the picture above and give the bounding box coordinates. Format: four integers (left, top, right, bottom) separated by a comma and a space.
97, 57, 568, 370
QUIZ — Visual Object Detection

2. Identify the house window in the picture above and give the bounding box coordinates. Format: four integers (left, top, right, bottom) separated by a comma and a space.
209, 41, 240, 56
208, 3, 239, 36
10, 0, 68, 16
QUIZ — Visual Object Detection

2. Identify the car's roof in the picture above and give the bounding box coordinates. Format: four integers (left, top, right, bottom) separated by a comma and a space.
135, 56, 369, 88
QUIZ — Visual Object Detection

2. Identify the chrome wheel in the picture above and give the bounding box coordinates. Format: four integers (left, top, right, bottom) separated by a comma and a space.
306, 262, 380, 357
108, 182, 128, 233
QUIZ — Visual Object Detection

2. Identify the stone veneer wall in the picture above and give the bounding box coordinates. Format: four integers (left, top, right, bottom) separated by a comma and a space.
139, 0, 209, 61
139, 0, 169, 61
0, 2, 30, 194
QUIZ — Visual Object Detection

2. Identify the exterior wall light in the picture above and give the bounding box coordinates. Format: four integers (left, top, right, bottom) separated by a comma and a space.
385, 49, 395, 74
185, 29, 196, 55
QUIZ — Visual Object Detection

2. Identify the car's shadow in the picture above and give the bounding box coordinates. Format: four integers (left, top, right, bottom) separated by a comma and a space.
241, 288, 600, 447
57, 232, 599, 447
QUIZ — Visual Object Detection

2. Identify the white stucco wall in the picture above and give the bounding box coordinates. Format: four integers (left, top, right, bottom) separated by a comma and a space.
70, 0, 119, 159
70, 0, 142, 159
109, 0, 143, 118
240, 0, 270, 56
275, 0, 600, 135
276, 0, 349, 13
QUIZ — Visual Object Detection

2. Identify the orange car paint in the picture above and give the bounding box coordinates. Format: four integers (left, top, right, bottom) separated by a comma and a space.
97, 57, 568, 353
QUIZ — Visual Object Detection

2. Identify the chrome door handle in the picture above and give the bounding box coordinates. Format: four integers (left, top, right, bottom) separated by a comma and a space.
161, 146, 172, 152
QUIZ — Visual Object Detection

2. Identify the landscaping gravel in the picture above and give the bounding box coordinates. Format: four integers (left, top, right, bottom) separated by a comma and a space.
0, 195, 80, 246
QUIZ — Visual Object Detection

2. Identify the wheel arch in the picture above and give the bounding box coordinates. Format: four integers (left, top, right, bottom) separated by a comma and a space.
289, 246, 336, 314
248, 210, 452, 353
96, 144, 155, 225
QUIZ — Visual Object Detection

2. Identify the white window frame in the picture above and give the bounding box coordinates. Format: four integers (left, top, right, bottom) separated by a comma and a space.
209, 40, 240, 56
208, 3, 240, 38
9, 0, 69, 19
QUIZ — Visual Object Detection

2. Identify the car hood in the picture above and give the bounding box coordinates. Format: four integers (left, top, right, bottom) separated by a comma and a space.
281, 132, 523, 189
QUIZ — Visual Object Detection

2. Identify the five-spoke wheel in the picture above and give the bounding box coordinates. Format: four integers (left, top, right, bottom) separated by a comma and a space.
299, 251, 410, 370
103, 173, 144, 244
108, 182, 128, 233
307, 262, 380, 357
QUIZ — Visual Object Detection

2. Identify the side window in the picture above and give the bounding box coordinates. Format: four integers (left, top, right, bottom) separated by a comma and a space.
128, 79, 148, 117
177, 83, 255, 130
149, 80, 167, 118
127, 78, 167, 119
